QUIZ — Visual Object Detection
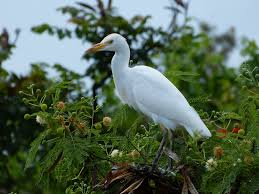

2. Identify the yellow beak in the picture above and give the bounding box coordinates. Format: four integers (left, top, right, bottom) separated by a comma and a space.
86, 42, 107, 53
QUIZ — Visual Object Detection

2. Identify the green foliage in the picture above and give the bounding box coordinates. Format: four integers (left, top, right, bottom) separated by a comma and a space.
1, 0, 259, 193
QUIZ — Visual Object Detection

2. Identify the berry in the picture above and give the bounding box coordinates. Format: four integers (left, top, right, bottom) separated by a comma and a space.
24, 114, 31, 120
41, 104, 48, 111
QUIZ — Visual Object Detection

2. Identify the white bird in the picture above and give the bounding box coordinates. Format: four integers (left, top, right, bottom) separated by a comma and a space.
87, 33, 211, 167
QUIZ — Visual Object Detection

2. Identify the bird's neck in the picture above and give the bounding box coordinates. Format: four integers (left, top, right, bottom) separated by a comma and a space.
111, 44, 130, 75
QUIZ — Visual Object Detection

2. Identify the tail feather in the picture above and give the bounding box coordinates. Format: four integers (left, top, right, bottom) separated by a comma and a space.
184, 106, 211, 138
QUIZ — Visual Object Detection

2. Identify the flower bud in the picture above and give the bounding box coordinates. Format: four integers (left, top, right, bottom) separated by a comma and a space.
57, 127, 65, 135
127, 150, 140, 158
94, 123, 102, 130
232, 127, 240, 134
56, 101, 65, 110
24, 114, 31, 120
41, 104, 48, 111
102, 116, 112, 127
238, 129, 245, 135
244, 155, 254, 165
213, 146, 224, 158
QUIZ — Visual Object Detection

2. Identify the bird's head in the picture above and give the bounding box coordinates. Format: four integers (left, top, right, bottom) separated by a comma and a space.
86, 33, 127, 53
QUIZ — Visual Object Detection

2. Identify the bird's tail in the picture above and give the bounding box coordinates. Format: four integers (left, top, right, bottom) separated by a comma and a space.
184, 107, 212, 138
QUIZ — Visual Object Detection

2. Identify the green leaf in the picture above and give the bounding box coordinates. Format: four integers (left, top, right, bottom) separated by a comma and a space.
25, 131, 47, 170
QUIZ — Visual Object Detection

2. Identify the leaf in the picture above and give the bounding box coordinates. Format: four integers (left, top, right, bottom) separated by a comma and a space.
239, 172, 259, 194
76, 2, 96, 12
185, 175, 199, 194
167, 70, 199, 82
120, 178, 145, 194
164, 148, 180, 162
25, 131, 47, 169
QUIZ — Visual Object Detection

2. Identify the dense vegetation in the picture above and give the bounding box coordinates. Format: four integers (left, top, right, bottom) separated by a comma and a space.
1, 0, 259, 193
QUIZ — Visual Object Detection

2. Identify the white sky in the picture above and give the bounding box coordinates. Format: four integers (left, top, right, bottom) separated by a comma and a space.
0, 0, 259, 75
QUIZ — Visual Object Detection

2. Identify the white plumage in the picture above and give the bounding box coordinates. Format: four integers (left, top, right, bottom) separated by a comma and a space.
87, 33, 211, 138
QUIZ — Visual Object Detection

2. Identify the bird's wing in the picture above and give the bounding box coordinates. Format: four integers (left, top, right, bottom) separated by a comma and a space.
130, 66, 190, 122
130, 66, 211, 137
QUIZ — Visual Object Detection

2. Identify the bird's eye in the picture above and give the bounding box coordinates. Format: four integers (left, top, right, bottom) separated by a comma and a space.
107, 40, 113, 44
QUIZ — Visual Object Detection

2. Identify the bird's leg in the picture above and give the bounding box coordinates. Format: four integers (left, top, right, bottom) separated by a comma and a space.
167, 130, 173, 170
152, 126, 168, 170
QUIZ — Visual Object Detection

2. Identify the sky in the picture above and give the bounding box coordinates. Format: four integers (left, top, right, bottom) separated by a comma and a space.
0, 0, 259, 75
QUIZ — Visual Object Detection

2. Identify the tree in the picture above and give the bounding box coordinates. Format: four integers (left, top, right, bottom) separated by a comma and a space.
1, 0, 259, 193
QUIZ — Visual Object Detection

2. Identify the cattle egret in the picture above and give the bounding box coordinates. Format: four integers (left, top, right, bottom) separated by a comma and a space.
87, 33, 211, 168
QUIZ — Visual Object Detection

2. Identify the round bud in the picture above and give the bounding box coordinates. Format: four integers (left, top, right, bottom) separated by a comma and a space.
128, 150, 140, 158
56, 101, 65, 110
102, 116, 112, 127
238, 129, 245, 135
56, 127, 64, 135
255, 74, 259, 80
94, 123, 102, 130
244, 155, 254, 165
213, 146, 224, 158
24, 114, 31, 120
18, 91, 23, 95
232, 127, 240, 134
41, 104, 48, 111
